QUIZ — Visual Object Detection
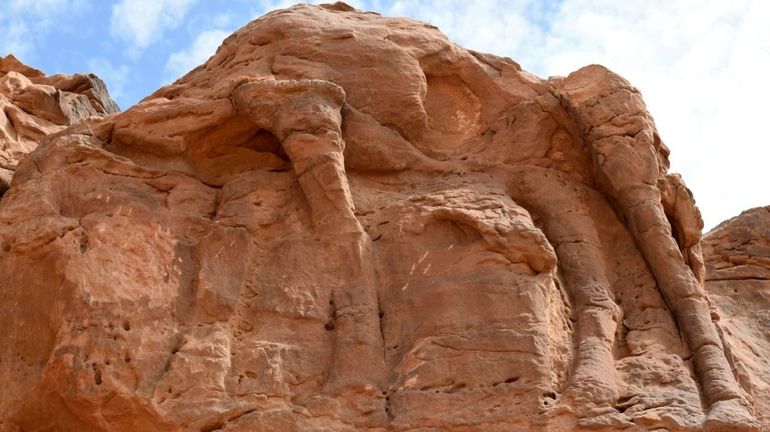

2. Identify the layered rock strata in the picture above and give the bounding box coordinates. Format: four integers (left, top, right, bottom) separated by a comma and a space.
0, 3, 763, 431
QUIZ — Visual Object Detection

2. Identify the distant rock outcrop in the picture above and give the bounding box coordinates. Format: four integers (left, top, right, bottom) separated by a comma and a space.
0, 3, 765, 431
0, 54, 118, 194
703, 206, 770, 429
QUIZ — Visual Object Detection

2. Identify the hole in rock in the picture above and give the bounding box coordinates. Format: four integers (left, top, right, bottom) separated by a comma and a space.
241, 128, 288, 162
615, 396, 634, 413
665, 211, 684, 248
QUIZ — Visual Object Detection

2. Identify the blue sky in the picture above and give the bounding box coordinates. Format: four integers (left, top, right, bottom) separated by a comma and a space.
1, 0, 768, 229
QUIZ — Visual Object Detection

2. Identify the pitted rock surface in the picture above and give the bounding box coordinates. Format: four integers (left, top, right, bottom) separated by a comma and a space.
0, 3, 764, 431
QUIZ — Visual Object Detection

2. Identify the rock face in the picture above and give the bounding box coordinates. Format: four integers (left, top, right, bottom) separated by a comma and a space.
703, 206, 770, 429
0, 3, 764, 431
0, 54, 119, 194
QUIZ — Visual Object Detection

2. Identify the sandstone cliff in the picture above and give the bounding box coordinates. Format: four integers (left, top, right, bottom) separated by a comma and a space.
0, 3, 765, 432
704, 206, 770, 429
0, 54, 119, 194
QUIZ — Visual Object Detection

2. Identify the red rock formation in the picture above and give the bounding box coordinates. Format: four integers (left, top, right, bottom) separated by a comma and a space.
0, 54, 118, 194
0, 3, 763, 431
703, 206, 770, 429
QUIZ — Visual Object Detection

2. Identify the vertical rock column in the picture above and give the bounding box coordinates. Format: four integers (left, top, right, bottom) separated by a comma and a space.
510, 172, 621, 413
232, 79, 387, 416
559, 65, 758, 430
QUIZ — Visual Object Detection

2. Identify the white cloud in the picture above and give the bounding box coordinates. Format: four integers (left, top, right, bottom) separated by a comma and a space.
380, 0, 770, 230
210, 12, 236, 29
0, 20, 31, 58
385, 0, 543, 56
261, 0, 365, 11
110, 0, 197, 52
164, 29, 229, 81
0, 0, 86, 59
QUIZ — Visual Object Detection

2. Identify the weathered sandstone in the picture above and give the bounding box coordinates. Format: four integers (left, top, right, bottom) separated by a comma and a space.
0, 3, 765, 431
703, 206, 770, 430
0, 54, 118, 194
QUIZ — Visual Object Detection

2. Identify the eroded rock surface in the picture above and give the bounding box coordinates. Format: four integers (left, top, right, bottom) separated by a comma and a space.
0, 3, 763, 431
0, 54, 118, 194
704, 206, 770, 429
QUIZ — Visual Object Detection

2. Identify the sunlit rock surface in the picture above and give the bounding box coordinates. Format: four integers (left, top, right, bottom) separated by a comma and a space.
0, 3, 764, 431
704, 206, 770, 430
0, 54, 118, 195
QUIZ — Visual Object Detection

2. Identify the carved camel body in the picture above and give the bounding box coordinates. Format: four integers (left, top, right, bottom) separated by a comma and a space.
228, 70, 756, 430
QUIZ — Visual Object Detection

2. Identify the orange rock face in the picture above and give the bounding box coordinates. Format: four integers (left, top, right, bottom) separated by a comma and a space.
0, 3, 765, 431
703, 206, 770, 429
0, 54, 119, 195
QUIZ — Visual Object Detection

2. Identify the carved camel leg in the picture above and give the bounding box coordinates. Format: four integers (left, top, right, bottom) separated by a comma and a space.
510, 171, 620, 411
559, 66, 758, 430
232, 79, 387, 406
